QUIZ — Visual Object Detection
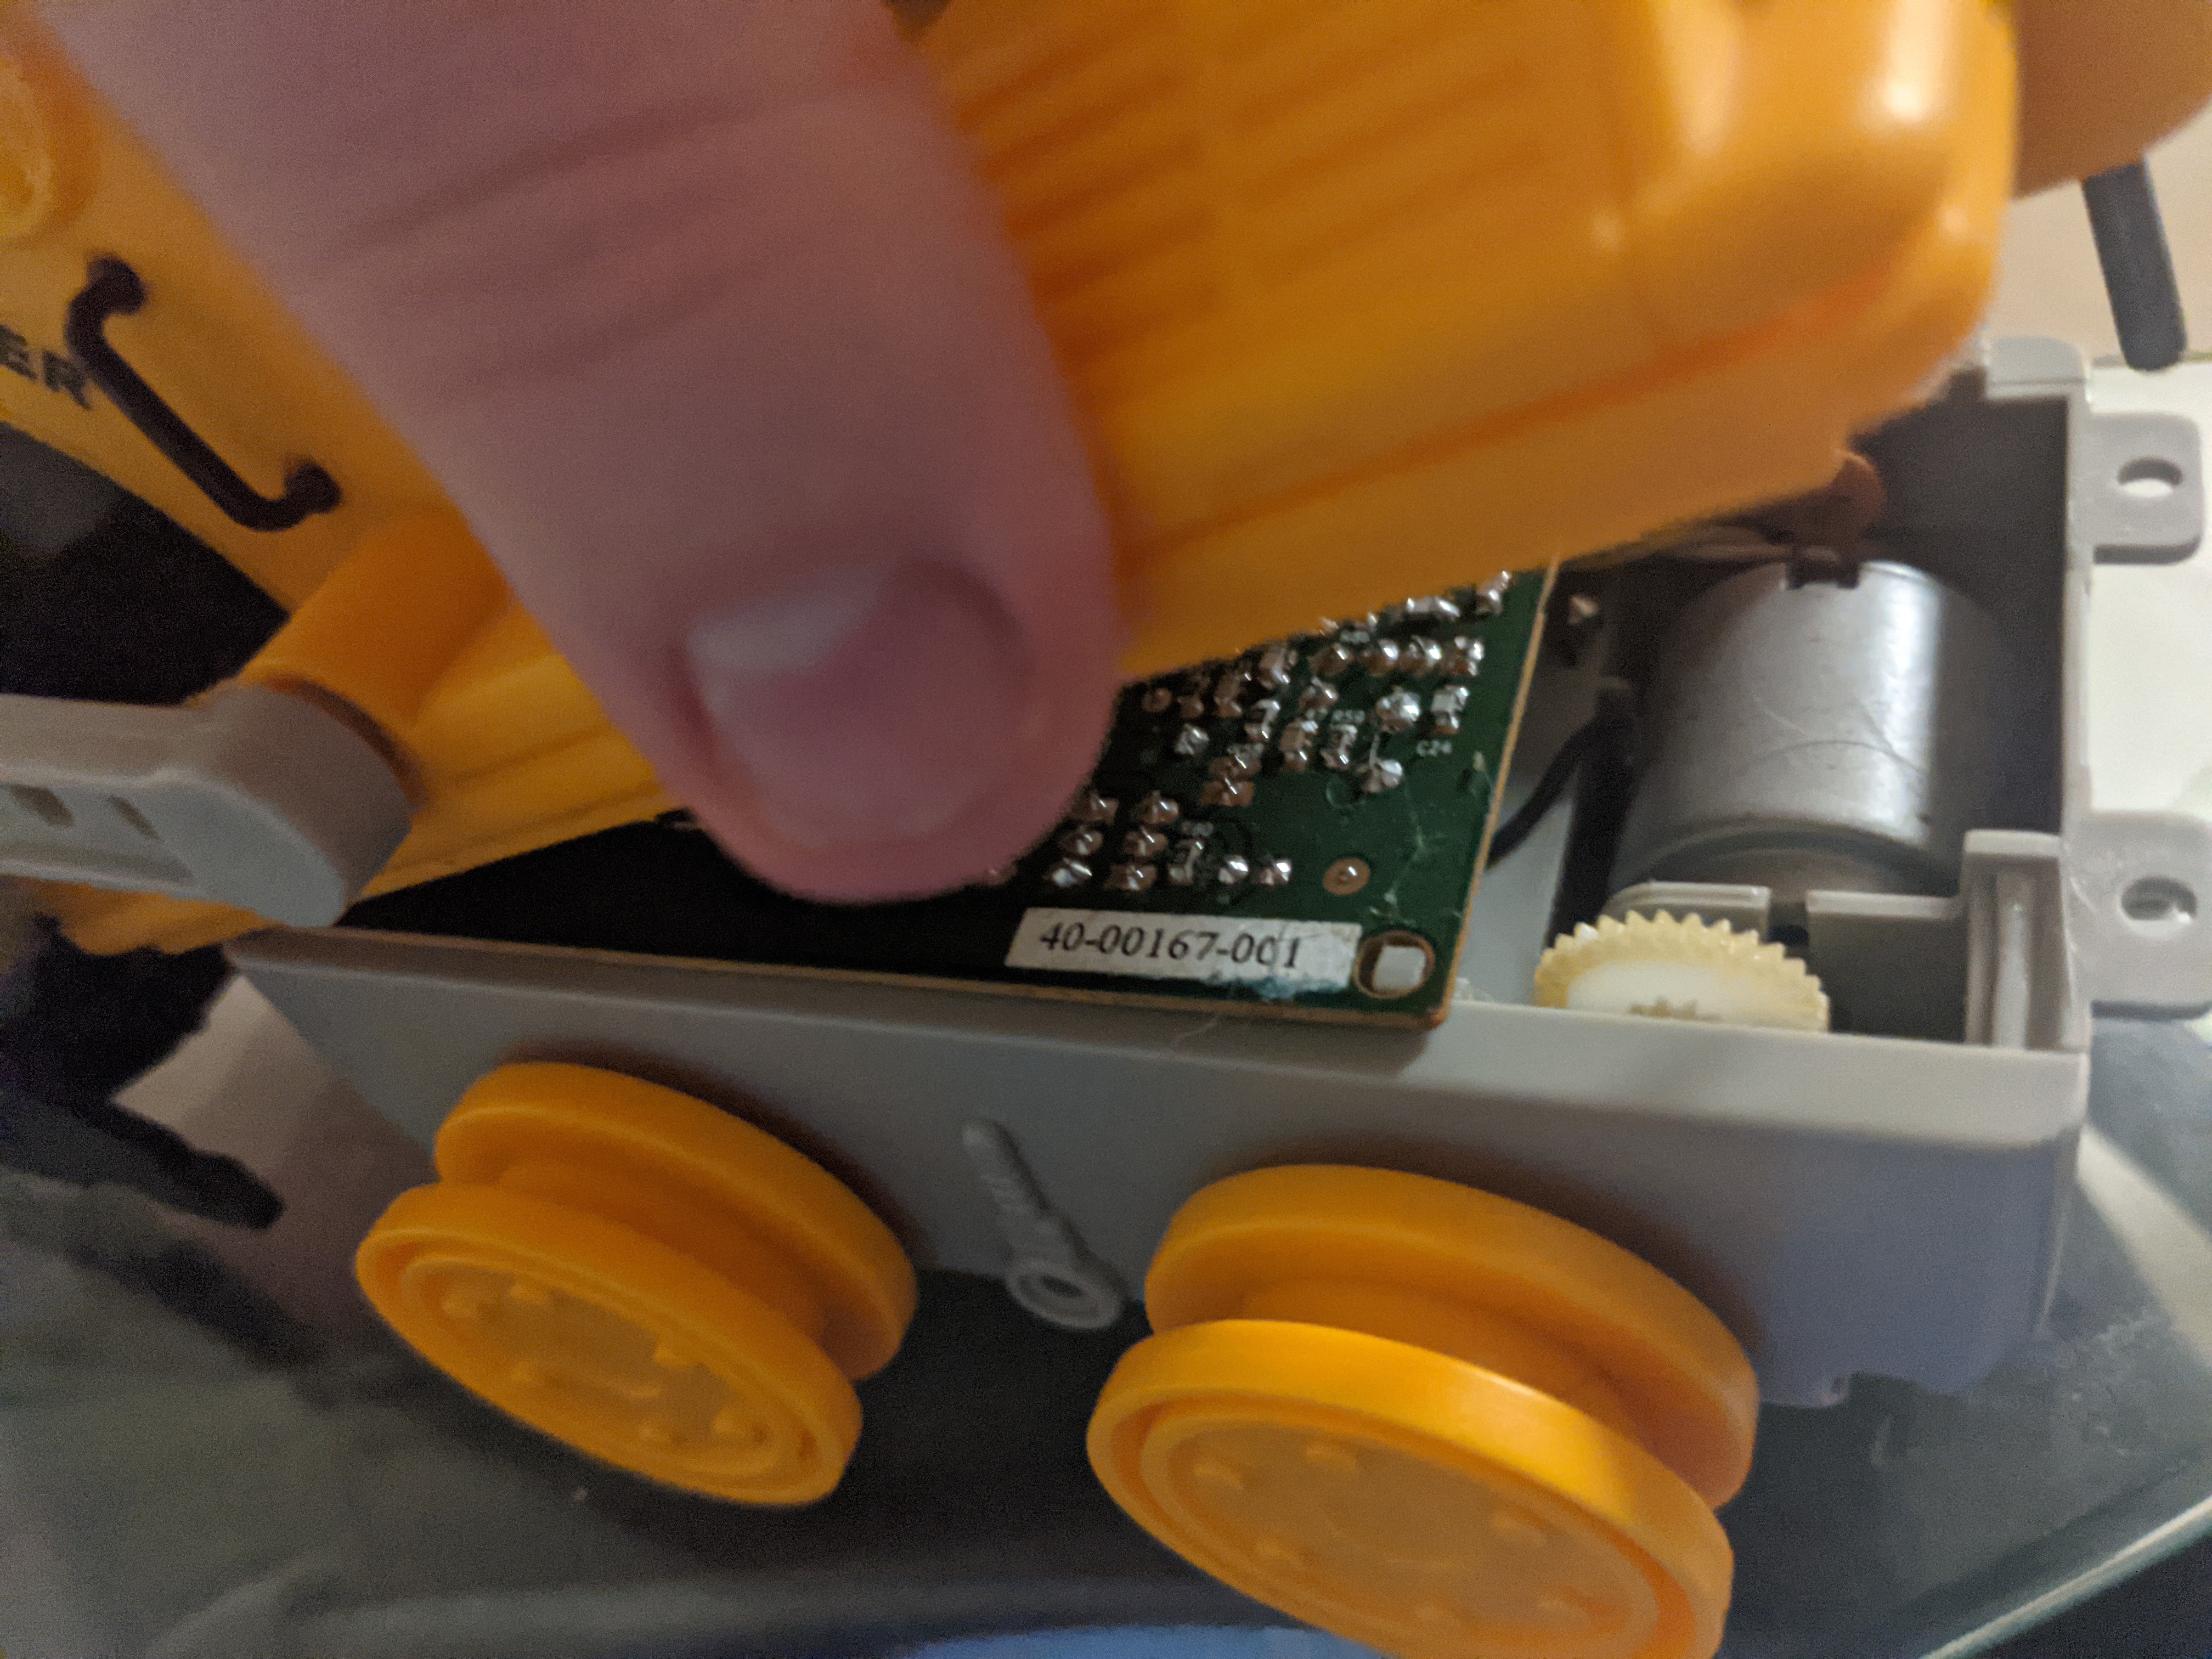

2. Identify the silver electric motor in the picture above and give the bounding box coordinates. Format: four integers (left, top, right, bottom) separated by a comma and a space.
1612, 558, 2013, 904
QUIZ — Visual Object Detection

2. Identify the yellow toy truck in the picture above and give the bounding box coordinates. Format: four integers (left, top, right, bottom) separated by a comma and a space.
2, 5, 2210, 1657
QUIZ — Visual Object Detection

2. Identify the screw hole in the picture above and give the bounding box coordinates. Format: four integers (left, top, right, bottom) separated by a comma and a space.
8, 785, 71, 828
2121, 876, 2196, 932
1007, 1265, 1122, 1330
2118, 456, 2184, 500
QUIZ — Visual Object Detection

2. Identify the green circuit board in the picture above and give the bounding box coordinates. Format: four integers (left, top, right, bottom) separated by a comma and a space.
345, 571, 1548, 1028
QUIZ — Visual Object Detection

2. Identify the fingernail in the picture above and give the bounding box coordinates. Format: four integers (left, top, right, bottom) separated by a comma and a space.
686, 561, 1035, 851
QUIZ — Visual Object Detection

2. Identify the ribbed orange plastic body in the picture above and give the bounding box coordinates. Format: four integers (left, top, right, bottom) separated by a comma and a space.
924, 0, 2018, 675
2, 0, 2018, 948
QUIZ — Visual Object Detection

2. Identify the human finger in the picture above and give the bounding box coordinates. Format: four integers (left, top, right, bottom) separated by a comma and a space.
44, 0, 1124, 901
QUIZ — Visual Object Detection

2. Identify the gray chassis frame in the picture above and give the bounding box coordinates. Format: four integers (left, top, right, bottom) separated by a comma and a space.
233, 340, 2211, 1409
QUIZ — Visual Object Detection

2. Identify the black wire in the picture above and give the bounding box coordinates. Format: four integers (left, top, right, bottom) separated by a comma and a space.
2083, 160, 2189, 371
1486, 711, 1611, 867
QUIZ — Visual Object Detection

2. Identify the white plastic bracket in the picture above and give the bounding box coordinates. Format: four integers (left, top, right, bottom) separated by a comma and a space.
0, 683, 411, 926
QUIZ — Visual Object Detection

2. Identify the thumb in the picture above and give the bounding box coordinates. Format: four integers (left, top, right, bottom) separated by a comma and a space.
47, 0, 1122, 901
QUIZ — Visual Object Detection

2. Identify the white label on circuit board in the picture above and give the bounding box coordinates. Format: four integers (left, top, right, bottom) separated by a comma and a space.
1006, 910, 1360, 993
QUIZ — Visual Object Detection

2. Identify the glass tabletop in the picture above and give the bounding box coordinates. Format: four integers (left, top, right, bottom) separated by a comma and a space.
3, 997, 2212, 1658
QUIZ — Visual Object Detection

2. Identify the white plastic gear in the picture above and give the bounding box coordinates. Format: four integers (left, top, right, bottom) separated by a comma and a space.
1532, 911, 1830, 1031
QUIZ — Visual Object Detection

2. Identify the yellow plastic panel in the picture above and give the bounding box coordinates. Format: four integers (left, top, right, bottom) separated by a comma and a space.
927, 2, 1653, 541
18, 1, 2017, 950
405, 603, 628, 781
0, 6, 444, 609
0, 8, 684, 953
231, 509, 679, 891
235, 509, 509, 741
924, 0, 2017, 673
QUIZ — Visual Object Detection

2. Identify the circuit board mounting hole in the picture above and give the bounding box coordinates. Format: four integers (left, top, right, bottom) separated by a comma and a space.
1355, 932, 1435, 1000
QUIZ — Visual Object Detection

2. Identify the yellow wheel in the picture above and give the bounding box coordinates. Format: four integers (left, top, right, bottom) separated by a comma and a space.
1091, 1322, 1730, 1659
1091, 1167, 1758, 1659
357, 1063, 915, 1504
